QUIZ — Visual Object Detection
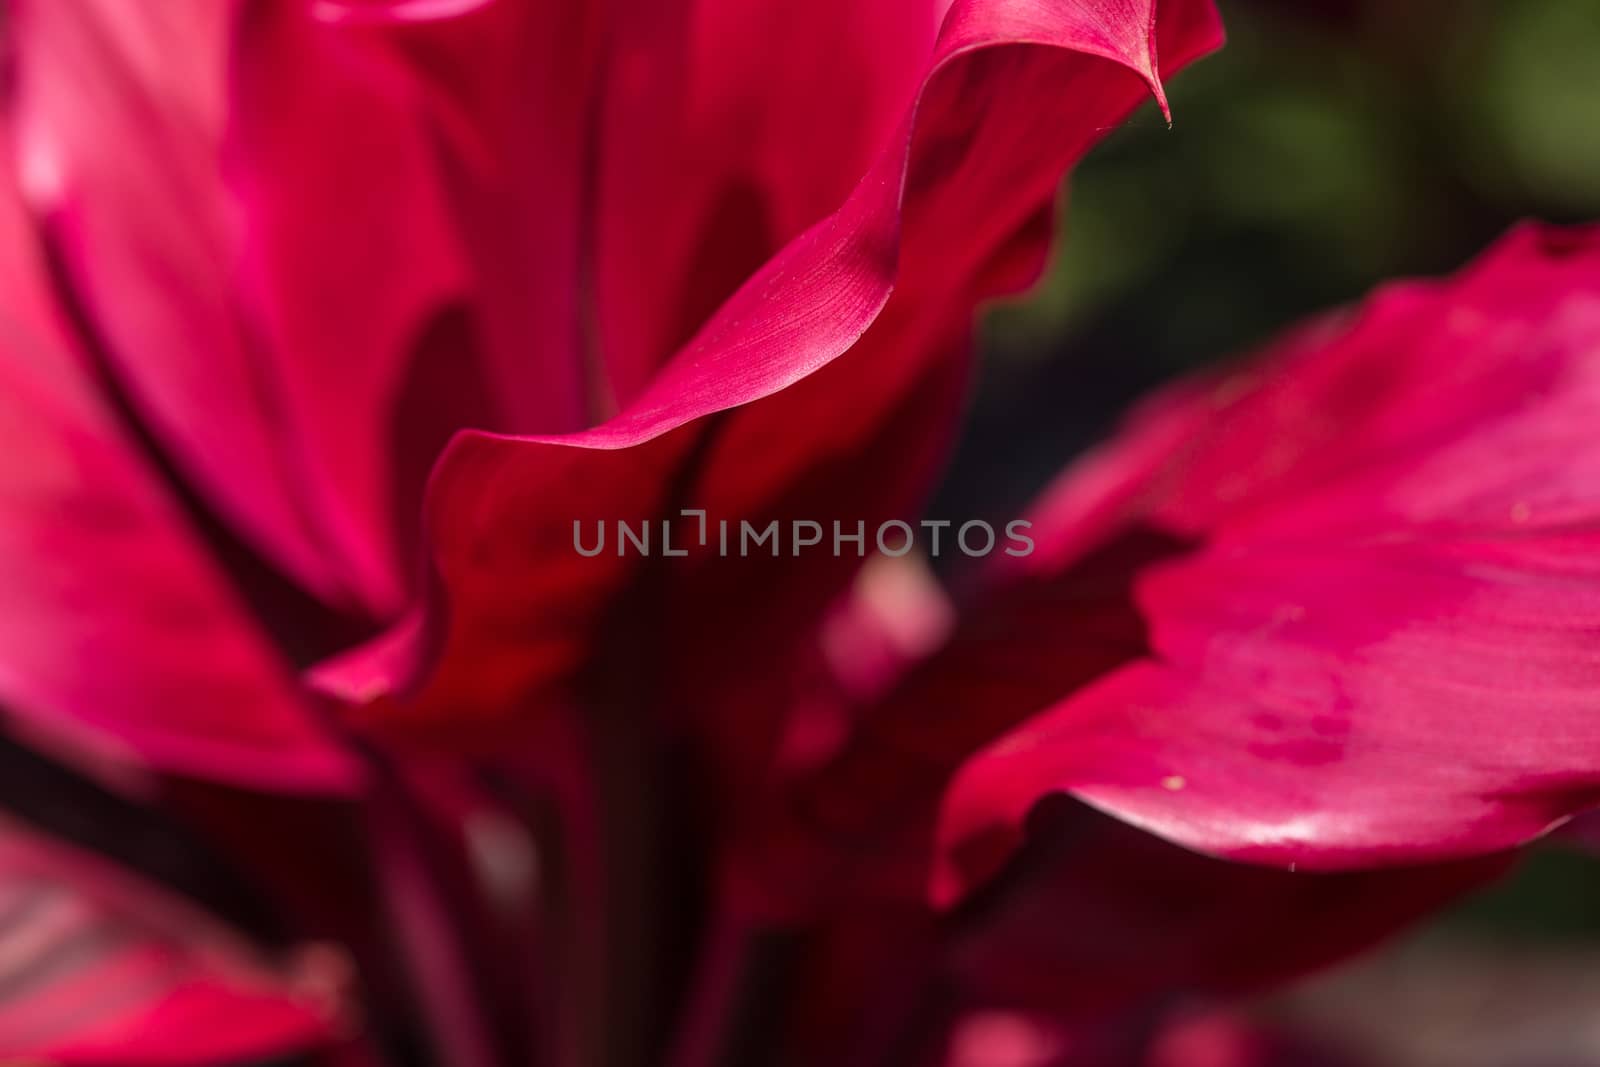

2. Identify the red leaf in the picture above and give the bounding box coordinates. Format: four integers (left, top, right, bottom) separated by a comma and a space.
338, 0, 1225, 753
938, 224, 1600, 901
0, 820, 349, 1065
0, 113, 359, 792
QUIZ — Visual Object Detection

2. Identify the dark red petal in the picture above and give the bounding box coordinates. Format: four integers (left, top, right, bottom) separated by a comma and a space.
645, 0, 1224, 799
649, 311, 977, 804
942, 800, 1507, 1022
0, 821, 348, 1065
594, 0, 945, 401
0, 129, 359, 793
728, 524, 1188, 918
349, 0, 609, 440
938, 224, 1600, 902
338, 0, 1225, 745
773, 800, 1501, 1066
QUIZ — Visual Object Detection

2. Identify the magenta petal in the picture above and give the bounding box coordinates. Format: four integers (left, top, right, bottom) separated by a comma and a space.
342, 0, 1224, 737
10, 0, 481, 615
644, 0, 1222, 803
0, 150, 359, 793
937, 224, 1600, 902
0, 822, 347, 1065
567, 0, 1222, 453
226, 3, 486, 611
942, 533, 1600, 896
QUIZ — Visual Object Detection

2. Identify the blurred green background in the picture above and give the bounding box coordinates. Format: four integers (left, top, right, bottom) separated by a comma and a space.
941, 2, 1600, 1061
